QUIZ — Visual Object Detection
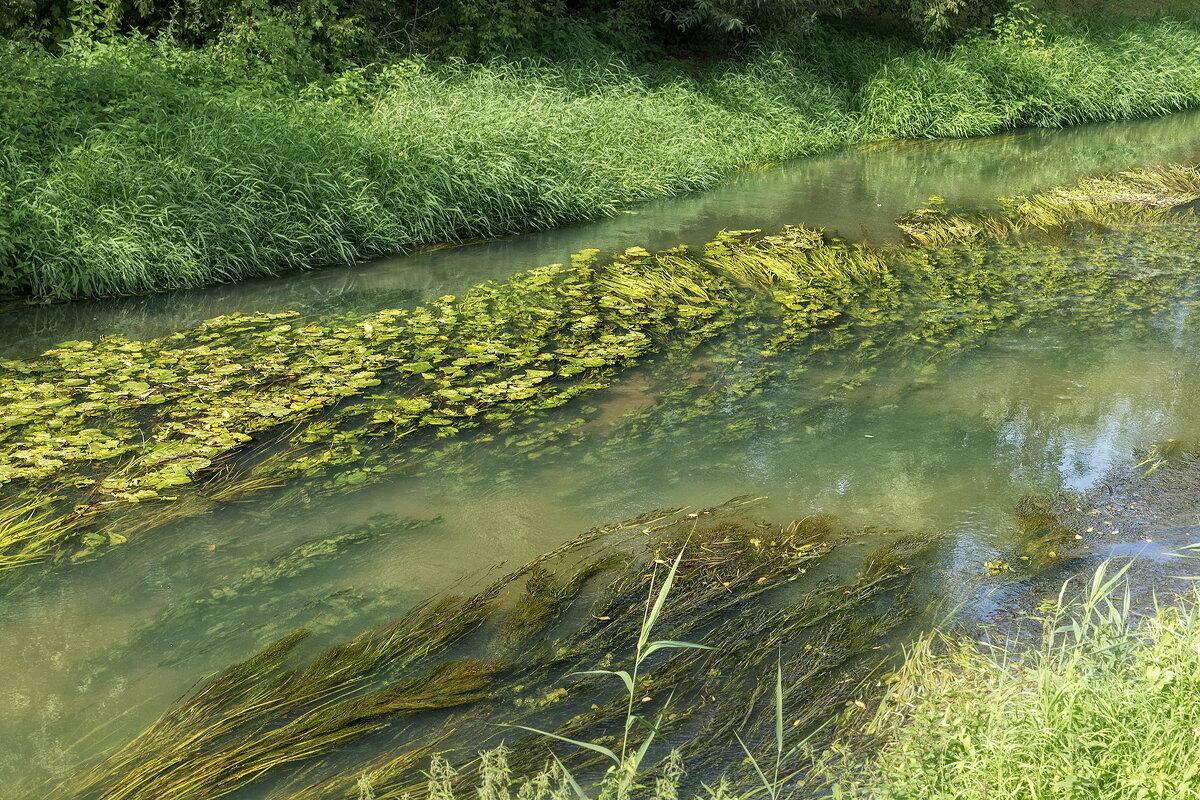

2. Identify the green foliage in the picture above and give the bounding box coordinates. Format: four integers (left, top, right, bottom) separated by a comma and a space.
4, 13, 1200, 301
669, 0, 1012, 43
2, 0, 1010, 59
825, 565, 1200, 799
1, 164, 1195, 578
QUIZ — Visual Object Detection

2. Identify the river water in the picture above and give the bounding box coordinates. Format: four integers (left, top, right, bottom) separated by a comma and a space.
3, 113, 1200, 793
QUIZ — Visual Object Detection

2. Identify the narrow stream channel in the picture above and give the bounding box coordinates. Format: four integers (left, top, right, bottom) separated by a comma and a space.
4, 114, 1200, 793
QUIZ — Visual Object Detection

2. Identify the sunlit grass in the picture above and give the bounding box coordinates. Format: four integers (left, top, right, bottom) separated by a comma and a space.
825, 561, 1200, 799
4, 13, 1200, 299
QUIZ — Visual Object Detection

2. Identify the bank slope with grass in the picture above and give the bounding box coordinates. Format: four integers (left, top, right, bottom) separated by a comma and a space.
826, 564, 1200, 800
4, 9, 1200, 301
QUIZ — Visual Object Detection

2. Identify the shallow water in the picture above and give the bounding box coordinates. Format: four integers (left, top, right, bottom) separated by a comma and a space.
5, 109, 1200, 358
4, 118, 1200, 793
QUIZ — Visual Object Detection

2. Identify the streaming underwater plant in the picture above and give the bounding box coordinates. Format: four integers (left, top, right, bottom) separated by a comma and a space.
895, 165, 1200, 246
43, 499, 936, 800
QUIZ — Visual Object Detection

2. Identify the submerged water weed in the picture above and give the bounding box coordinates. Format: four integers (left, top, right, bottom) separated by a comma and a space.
0, 250, 742, 570
2, 164, 1198, 578
896, 164, 1200, 246
46, 500, 933, 800
583, 220, 1200, 493
0, 497, 74, 571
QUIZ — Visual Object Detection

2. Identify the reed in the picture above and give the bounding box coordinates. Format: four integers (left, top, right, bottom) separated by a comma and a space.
4, 12, 1200, 299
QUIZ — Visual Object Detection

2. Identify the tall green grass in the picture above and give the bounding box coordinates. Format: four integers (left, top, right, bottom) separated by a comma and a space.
4, 12, 1200, 300
826, 562, 1200, 799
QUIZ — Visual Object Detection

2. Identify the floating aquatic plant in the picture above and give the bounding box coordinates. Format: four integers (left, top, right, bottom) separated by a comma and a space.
896, 165, 1200, 246
2, 164, 1199, 578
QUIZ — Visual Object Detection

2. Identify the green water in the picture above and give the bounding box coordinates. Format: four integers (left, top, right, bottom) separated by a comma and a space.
5, 116, 1200, 793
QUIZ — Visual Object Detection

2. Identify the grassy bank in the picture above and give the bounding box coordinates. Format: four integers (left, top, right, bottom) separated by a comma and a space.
825, 564, 1200, 799
4, 10, 1200, 300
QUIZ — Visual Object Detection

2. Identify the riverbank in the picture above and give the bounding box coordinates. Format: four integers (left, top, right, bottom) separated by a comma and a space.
825, 572, 1200, 799
5, 11, 1200, 300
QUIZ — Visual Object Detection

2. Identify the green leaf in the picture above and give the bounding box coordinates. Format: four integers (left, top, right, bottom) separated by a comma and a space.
569, 668, 634, 694
735, 731, 775, 800
638, 539, 689, 652
775, 658, 784, 757
640, 640, 713, 659
506, 724, 620, 765
631, 710, 664, 772
551, 753, 590, 800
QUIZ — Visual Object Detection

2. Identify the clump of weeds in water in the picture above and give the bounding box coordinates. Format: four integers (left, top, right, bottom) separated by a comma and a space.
895, 165, 1200, 246
0, 497, 75, 571
0, 250, 743, 574
3, 163, 1199, 583
584, 215, 1200, 491
344, 560, 1200, 800
42, 499, 936, 800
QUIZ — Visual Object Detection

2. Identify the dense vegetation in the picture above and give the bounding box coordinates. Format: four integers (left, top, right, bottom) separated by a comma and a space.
3, 164, 1196, 584
2, 1, 1200, 300
0, 0, 1030, 61
827, 563, 1200, 800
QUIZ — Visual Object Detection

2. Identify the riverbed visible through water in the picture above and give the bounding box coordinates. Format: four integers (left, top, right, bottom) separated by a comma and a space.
4, 114, 1200, 794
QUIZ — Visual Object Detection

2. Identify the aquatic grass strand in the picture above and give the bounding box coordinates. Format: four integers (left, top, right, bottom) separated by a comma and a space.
47, 501, 925, 800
